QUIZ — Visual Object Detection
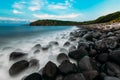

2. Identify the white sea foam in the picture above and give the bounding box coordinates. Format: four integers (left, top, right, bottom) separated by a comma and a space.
0, 26, 78, 80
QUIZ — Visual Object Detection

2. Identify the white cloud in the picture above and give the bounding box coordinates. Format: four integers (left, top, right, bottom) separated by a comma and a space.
12, 2, 26, 9
13, 10, 23, 14
48, 4, 68, 9
12, 0, 74, 12
48, 0, 73, 10
29, 6, 40, 11
33, 13, 81, 20
28, 0, 45, 11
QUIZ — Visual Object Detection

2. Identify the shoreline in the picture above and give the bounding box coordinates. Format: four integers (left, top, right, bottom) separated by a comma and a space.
0, 24, 120, 80
77, 22, 120, 32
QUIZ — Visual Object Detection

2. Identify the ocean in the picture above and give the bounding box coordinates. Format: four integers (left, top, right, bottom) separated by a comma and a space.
0, 23, 78, 80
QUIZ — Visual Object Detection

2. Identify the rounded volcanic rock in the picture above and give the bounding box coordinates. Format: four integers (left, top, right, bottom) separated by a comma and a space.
64, 73, 86, 80
78, 56, 96, 71
24, 73, 42, 80
49, 41, 59, 46
9, 52, 27, 61
63, 41, 71, 47
69, 46, 76, 52
68, 49, 88, 61
57, 53, 69, 63
108, 50, 120, 65
31, 44, 41, 51
29, 59, 40, 68
95, 36, 118, 51
83, 32, 93, 41
58, 60, 77, 74
42, 61, 58, 80
9, 60, 29, 76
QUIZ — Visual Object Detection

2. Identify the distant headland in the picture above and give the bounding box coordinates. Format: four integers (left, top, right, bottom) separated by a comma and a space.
30, 11, 120, 26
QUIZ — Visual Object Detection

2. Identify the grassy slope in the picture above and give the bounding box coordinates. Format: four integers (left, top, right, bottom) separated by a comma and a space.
30, 11, 120, 26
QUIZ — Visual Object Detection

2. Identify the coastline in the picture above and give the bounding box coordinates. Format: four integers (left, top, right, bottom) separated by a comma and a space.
0, 24, 120, 80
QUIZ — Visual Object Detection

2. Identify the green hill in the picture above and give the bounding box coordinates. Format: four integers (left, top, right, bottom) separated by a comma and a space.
91, 11, 120, 23
30, 20, 80, 26
110, 17, 120, 23
30, 11, 120, 26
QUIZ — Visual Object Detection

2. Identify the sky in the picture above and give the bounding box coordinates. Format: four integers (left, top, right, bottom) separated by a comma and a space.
0, 0, 120, 21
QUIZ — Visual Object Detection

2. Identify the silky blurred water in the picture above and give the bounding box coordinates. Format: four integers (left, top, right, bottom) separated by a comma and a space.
0, 24, 78, 80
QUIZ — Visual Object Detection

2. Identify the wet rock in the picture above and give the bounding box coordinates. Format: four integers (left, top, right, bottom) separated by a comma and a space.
68, 49, 88, 61
56, 75, 63, 80
107, 32, 114, 37
105, 62, 120, 77
59, 48, 68, 54
32, 44, 41, 50
69, 30, 85, 38
77, 42, 89, 50
83, 32, 93, 41
92, 31, 102, 39
63, 41, 71, 47
49, 41, 59, 46
57, 53, 69, 63
42, 45, 50, 51
89, 49, 97, 57
78, 56, 96, 71
34, 49, 40, 54
104, 76, 120, 80
9, 52, 27, 60
24, 73, 42, 80
39, 68, 43, 75
69, 37, 76, 41
42, 61, 58, 80
83, 70, 98, 80
95, 37, 118, 51
109, 50, 120, 65
9, 60, 29, 76
64, 73, 86, 80
69, 46, 76, 52
93, 72, 106, 80
96, 53, 108, 63
58, 60, 77, 74
29, 59, 40, 68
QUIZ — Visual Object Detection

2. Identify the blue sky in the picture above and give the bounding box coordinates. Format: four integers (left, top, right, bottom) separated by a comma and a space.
0, 0, 120, 21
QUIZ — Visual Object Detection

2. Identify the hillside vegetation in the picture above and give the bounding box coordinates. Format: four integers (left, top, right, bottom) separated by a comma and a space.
30, 20, 81, 26
30, 11, 120, 26
93, 11, 120, 23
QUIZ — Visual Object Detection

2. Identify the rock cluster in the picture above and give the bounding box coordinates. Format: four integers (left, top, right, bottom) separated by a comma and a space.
8, 27, 120, 80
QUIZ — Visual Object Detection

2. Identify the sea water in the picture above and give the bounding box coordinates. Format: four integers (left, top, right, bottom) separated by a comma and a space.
0, 24, 78, 80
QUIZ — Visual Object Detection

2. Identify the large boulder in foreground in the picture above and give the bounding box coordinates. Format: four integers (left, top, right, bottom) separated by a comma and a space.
58, 60, 77, 74
9, 60, 29, 76
64, 73, 86, 80
42, 61, 58, 80
9, 52, 27, 60
24, 73, 42, 80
